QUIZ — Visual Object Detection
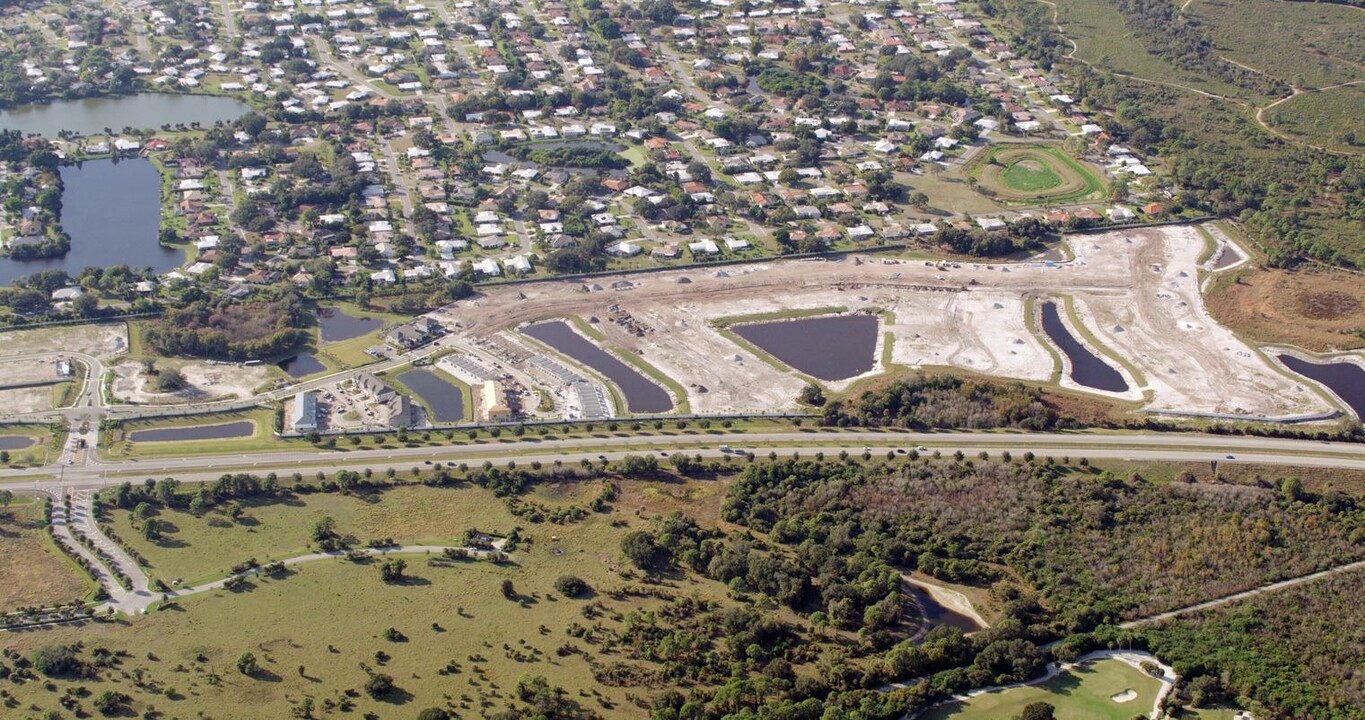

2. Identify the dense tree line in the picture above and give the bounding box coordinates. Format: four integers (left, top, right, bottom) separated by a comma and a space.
821, 374, 1066, 430
1143, 569, 1365, 719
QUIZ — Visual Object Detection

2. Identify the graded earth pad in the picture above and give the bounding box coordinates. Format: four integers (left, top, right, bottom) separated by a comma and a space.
430, 226, 1329, 419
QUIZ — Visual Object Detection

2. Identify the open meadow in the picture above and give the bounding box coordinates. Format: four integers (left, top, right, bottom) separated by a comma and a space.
0, 497, 93, 611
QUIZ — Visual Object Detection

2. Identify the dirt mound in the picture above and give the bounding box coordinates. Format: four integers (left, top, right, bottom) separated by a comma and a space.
1297, 290, 1360, 320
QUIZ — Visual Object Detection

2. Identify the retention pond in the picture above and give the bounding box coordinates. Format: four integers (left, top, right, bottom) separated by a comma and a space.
731, 315, 878, 381
398, 369, 465, 423
906, 585, 982, 636
0, 93, 252, 138
0, 435, 36, 450
319, 307, 382, 342
130, 420, 254, 443
1278, 355, 1365, 419
1040, 302, 1128, 392
280, 353, 327, 378
521, 321, 672, 413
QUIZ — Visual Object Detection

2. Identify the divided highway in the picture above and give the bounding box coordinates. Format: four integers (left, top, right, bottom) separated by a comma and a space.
4, 429, 1364, 495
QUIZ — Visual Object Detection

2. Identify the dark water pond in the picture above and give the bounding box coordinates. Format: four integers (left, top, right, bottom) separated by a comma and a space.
731, 315, 878, 381
130, 420, 254, 442
1039, 302, 1128, 392
521, 321, 672, 414
0, 93, 252, 138
1279, 355, 1365, 419
906, 585, 981, 635
1212, 245, 1242, 270
398, 369, 465, 423
0, 435, 36, 450
0, 158, 181, 285
280, 353, 327, 378
319, 307, 381, 342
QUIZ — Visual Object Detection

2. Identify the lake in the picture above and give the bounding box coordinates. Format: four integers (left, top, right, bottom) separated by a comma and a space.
0, 93, 252, 138
731, 315, 879, 381
130, 420, 255, 443
521, 321, 672, 414
319, 306, 382, 342
398, 369, 465, 423
0, 158, 181, 285
0, 435, 35, 450
1039, 302, 1129, 393
280, 353, 327, 378
1278, 355, 1365, 419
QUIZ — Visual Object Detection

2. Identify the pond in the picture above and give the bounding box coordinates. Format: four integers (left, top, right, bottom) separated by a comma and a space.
906, 585, 982, 636
0, 435, 36, 450
731, 315, 879, 381
0, 93, 253, 138
1278, 355, 1365, 419
279, 353, 327, 378
521, 321, 672, 414
0, 158, 181, 286
319, 306, 382, 342
130, 420, 254, 443
398, 369, 465, 423
1039, 302, 1129, 393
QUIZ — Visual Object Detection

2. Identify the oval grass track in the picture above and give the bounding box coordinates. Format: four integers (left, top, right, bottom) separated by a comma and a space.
971, 145, 1107, 204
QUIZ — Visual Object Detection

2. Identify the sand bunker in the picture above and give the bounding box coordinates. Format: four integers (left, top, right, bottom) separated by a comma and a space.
1111, 689, 1138, 703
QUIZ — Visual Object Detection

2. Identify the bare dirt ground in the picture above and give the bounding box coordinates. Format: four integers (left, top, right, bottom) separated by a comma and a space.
0, 386, 53, 414
0, 323, 128, 360
110, 360, 272, 405
1206, 266, 1365, 352
427, 226, 1329, 419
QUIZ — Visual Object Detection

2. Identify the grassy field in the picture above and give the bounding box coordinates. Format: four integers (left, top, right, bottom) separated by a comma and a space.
902, 169, 1007, 217
1188, 0, 1365, 91
103, 483, 529, 585
1205, 266, 1365, 352
1263, 85, 1365, 154
102, 408, 292, 459
0, 423, 64, 467
968, 145, 1107, 204
921, 657, 1164, 720
0, 498, 95, 610
1000, 156, 1063, 191
5, 479, 746, 720
1049, 0, 1272, 102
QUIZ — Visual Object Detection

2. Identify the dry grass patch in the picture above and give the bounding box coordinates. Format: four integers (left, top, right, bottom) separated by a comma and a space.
0, 499, 93, 610
1206, 267, 1365, 351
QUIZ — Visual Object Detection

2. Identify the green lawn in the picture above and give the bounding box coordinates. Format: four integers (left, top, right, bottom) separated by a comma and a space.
1001, 157, 1064, 192
922, 658, 1164, 720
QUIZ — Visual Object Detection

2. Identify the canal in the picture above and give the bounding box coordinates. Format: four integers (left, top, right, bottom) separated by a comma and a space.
0, 93, 252, 138
731, 315, 879, 381
398, 369, 465, 423
1039, 301, 1129, 393
0, 158, 181, 285
521, 321, 672, 414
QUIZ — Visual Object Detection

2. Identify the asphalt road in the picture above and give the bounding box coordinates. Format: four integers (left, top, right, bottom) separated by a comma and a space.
5, 430, 1364, 494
